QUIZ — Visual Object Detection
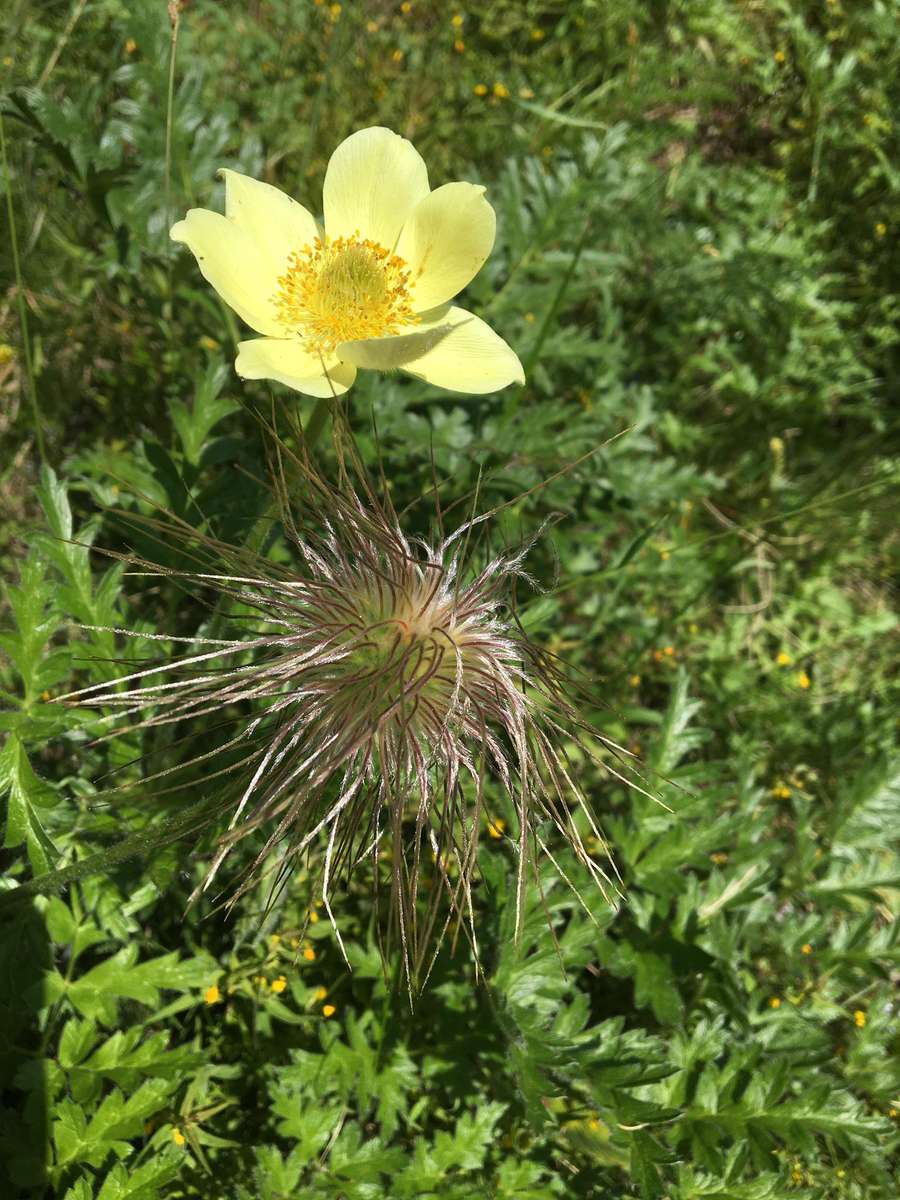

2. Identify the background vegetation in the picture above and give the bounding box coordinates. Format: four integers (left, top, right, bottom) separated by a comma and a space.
2, 1, 898, 1197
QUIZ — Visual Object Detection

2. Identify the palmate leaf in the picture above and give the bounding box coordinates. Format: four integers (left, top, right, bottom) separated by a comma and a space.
43, 945, 218, 1026
61, 1155, 180, 1200
53, 1078, 176, 1170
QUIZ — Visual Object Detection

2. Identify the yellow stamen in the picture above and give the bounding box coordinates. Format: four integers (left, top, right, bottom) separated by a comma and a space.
273, 235, 418, 354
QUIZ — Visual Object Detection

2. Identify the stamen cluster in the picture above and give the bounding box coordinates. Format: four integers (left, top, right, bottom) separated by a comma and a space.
273, 235, 418, 353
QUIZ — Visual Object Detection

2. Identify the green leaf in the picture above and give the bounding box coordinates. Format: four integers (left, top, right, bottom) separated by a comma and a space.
0, 735, 59, 875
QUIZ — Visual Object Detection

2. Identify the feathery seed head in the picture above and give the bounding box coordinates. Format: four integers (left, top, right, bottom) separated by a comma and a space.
65, 429, 621, 988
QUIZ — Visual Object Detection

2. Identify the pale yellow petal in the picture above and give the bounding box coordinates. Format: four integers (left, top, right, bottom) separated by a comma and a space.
220, 169, 319, 265
235, 338, 356, 397
323, 126, 430, 250
339, 305, 524, 394
337, 311, 456, 371
396, 183, 496, 310
402, 306, 525, 394
171, 210, 282, 336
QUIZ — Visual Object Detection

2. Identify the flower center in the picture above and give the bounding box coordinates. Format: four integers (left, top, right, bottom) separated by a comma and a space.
273, 235, 418, 354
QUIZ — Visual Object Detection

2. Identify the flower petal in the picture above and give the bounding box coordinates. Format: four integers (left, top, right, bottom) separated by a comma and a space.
337, 311, 457, 371
323, 127, 430, 251
220, 169, 319, 264
235, 338, 357, 397
396, 182, 496, 311
340, 305, 524, 394
171, 209, 282, 336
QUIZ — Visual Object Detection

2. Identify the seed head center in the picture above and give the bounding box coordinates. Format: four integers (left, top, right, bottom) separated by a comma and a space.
273, 235, 418, 354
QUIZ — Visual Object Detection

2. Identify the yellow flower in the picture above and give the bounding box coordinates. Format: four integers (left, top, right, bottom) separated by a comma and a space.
0, 344, 15, 366
493, 82, 510, 99
314, 986, 328, 1001
322, 1003, 337, 1017
451, 13, 463, 26
776, 651, 791, 667
875, 221, 887, 238
795, 671, 811, 690
454, 39, 465, 52
330, 2, 341, 17
774, 49, 786, 63
519, 86, 534, 99
486, 818, 505, 839
203, 984, 221, 1005
171, 129, 522, 398
172, 1128, 186, 1146
366, 19, 378, 32
769, 997, 781, 1009
853, 1009, 866, 1028
800, 943, 812, 955
303, 946, 316, 961
531, 28, 545, 41
125, 38, 138, 54
473, 83, 488, 96
270, 976, 288, 994
391, 48, 404, 62
308, 909, 319, 924
628, 674, 641, 687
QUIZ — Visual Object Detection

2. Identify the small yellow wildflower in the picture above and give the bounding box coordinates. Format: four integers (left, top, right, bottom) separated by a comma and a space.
660, 549, 670, 561
853, 1009, 866, 1028
454, 39, 465, 52
125, 38, 138, 54
776, 651, 791, 667
314, 986, 328, 1001
330, 3, 342, 19
801, 943, 813, 955
769, 997, 781, 1009
451, 13, 463, 27
303, 946, 316, 961
774, 49, 786, 64
710, 851, 728, 865
771, 784, 792, 800
391, 48, 404, 62
519, 86, 534, 99
629, 674, 641, 687
889, 1108, 898, 1119
487, 818, 505, 839
322, 1004, 337, 1017
400, 1, 412, 12
493, 82, 510, 99
40, 689, 51, 702
366, 19, 378, 32
172, 1128, 186, 1146
531, 28, 545, 41
875, 222, 887, 238
204, 984, 221, 1005
0, 344, 13, 366
268, 932, 281, 946
524, 311, 535, 322
2, 56, 13, 68
795, 671, 811, 690
308, 909, 319, 924
473, 83, 488, 96
270, 976, 288, 994
791, 1169, 803, 1184
663, 645, 675, 657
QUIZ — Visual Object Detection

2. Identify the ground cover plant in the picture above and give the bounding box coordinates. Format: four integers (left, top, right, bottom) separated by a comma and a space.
1, 1, 899, 1197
